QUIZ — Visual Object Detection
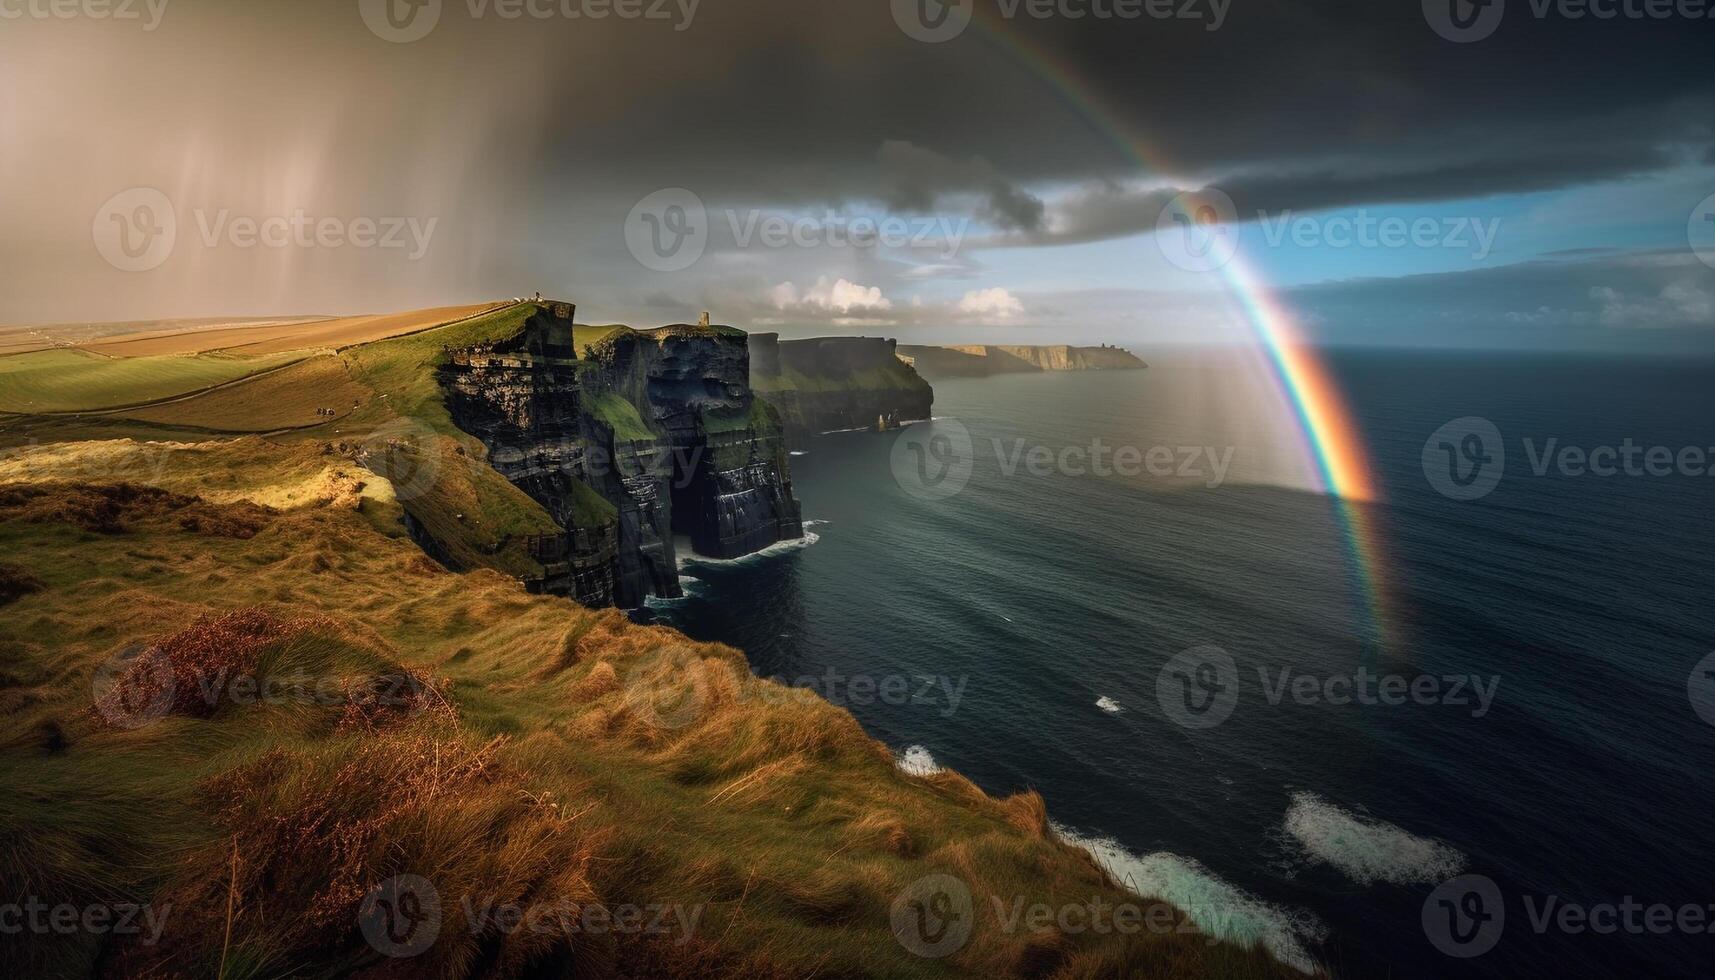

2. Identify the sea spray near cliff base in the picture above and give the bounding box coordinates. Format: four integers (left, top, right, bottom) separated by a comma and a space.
1282, 792, 1466, 887
896, 745, 942, 776
678, 531, 821, 569
1053, 823, 1325, 975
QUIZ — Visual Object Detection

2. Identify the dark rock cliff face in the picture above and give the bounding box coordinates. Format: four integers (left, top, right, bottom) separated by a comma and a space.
439, 307, 802, 608
897, 344, 1148, 379
749, 334, 935, 445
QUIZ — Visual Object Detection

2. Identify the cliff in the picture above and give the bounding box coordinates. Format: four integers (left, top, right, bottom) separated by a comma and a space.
749, 334, 934, 444
898, 343, 1147, 379
439, 305, 801, 607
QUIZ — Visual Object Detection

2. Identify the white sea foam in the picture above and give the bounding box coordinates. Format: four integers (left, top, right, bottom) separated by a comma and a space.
1095, 695, 1123, 713
681, 531, 820, 568
896, 744, 942, 776
789, 450, 808, 456
1282, 791, 1466, 887
1053, 823, 1325, 975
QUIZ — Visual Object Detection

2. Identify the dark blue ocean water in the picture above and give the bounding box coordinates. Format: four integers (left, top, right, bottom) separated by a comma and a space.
637, 350, 1715, 978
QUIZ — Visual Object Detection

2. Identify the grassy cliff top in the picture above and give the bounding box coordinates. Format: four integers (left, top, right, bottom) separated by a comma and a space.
0, 462, 1304, 979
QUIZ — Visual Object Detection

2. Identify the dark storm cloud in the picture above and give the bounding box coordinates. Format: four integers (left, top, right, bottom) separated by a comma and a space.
5, 0, 1712, 322
1287, 249, 1715, 345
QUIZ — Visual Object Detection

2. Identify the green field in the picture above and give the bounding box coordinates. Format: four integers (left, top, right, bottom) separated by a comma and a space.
0, 349, 303, 414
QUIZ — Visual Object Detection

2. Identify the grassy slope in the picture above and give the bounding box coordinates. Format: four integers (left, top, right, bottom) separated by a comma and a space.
113, 355, 373, 432
0, 454, 1300, 980
0, 349, 305, 414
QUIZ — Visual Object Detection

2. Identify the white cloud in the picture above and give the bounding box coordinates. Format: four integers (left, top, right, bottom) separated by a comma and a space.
1590, 279, 1714, 328
956, 287, 1025, 320
769, 277, 894, 314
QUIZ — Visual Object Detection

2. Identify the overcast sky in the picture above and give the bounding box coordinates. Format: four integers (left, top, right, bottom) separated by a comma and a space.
2, 0, 1712, 349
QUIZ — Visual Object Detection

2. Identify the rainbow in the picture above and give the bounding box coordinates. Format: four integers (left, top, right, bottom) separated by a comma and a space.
968, 13, 1393, 649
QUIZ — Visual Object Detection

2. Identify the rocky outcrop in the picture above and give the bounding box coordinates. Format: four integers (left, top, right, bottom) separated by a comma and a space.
749, 335, 934, 444
439, 305, 802, 608
897, 343, 1147, 379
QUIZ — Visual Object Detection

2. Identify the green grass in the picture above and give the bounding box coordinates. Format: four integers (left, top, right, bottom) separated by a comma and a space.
586, 391, 655, 442
751, 362, 926, 394
340, 301, 538, 434
574, 324, 631, 354
0, 478, 1307, 979
0, 349, 305, 414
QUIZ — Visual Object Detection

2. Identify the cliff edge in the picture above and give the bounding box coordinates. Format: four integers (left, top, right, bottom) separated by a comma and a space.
750, 334, 934, 444
899, 343, 1147, 380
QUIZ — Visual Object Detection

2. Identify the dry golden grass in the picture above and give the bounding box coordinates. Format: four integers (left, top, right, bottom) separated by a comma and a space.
81, 304, 505, 357
0, 470, 1312, 978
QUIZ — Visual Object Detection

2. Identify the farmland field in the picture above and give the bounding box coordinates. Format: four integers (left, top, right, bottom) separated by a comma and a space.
81, 303, 506, 356
0, 349, 304, 414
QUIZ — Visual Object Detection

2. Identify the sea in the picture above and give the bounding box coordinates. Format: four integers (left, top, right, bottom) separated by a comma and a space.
635, 348, 1715, 978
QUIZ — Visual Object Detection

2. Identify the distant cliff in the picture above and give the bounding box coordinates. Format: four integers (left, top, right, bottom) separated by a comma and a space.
439, 305, 801, 608
898, 343, 1147, 379
749, 334, 934, 444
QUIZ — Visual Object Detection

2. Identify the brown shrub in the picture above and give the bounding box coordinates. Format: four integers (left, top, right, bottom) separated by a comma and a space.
0, 482, 272, 537
0, 562, 43, 605
93, 608, 312, 723
109, 728, 615, 979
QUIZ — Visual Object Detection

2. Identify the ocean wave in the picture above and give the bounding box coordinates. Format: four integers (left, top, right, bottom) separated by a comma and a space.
1095, 695, 1123, 713
643, 575, 705, 608
1053, 823, 1325, 975
1282, 791, 1466, 887
896, 744, 942, 776
681, 531, 820, 568
789, 450, 808, 456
